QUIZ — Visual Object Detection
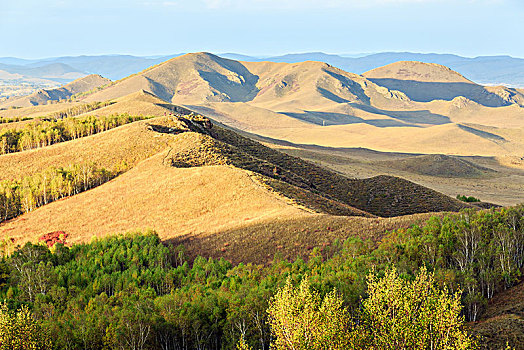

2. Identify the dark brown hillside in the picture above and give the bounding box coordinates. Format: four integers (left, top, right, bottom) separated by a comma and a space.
471, 282, 524, 349
378, 154, 494, 178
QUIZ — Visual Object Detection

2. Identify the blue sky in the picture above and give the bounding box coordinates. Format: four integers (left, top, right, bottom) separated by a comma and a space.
2, 0, 523, 58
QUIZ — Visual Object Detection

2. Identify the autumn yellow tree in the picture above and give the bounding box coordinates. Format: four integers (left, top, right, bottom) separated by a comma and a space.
357, 267, 477, 350
267, 276, 352, 350
0, 302, 52, 350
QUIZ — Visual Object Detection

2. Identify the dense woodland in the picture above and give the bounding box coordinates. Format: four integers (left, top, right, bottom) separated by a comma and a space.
0, 113, 147, 154
0, 162, 123, 223
0, 206, 522, 349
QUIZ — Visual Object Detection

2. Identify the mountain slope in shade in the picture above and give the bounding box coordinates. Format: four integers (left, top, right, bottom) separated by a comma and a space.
0, 74, 111, 108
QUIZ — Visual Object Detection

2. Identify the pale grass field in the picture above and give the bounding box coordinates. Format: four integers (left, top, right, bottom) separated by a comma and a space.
0, 150, 310, 247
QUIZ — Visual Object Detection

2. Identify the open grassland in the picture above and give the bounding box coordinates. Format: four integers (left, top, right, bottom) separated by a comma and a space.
202, 125, 471, 217
272, 142, 524, 207
0, 151, 310, 246
0, 110, 472, 255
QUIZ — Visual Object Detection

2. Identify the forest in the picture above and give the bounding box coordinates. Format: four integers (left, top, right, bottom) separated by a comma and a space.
0, 206, 522, 349
0, 113, 147, 154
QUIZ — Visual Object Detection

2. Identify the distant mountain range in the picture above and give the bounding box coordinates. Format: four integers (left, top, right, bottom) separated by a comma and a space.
1, 52, 523, 87
220, 52, 524, 88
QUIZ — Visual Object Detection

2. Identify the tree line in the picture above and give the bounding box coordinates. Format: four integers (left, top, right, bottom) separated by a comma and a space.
0, 162, 124, 223
0, 116, 31, 124
47, 101, 113, 120
0, 206, 522, 349
0, 113, 148, 154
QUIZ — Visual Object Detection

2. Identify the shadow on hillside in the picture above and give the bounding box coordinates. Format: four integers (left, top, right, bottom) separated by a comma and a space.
198, 60, 260, 102
348, 103, 452, 125
368, 78, 510, 107
282, 106, 450, 127
282, 111, 417, 127
457, 124, 507, 143
324, 70, 371, 104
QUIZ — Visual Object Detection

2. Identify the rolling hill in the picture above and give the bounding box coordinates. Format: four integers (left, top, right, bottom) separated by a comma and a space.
0, 101, 472, 253
225, 52, 524, 87
73, 52, 524, 158
0, 74, 111, 108
363, 61, 524, 107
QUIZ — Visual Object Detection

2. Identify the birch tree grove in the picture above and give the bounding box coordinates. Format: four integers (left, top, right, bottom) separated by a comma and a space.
0, 162, 122, 223
0, 113, 147, 154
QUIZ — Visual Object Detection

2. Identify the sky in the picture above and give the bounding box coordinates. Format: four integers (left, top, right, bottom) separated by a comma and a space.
1, 0, 524, 58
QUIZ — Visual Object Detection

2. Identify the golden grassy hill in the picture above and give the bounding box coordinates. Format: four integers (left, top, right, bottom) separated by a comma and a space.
0, 151, 311, 246
363, 61, 473, 83
0, 105, 473, 254
81, 89, 179, 117
74, 53, 524, 158
363, 61, 524, 107
0, 74, 110, 108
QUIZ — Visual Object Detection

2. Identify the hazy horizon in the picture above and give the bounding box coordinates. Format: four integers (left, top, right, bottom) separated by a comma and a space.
2, 51, 524, 62
2, 0, 523, 59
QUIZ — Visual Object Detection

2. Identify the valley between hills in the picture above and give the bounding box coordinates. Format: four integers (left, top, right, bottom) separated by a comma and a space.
1, 52, 523, 349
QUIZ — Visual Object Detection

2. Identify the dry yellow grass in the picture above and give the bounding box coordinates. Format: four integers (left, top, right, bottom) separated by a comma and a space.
0, 150, 310, 246
77, 53, 524, 157
363, 61, 473, 83
81, 90, 176, 117
0, 101, 81, 121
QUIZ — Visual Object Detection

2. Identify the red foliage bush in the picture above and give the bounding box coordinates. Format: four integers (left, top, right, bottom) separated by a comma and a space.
39, 231, 68, 248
